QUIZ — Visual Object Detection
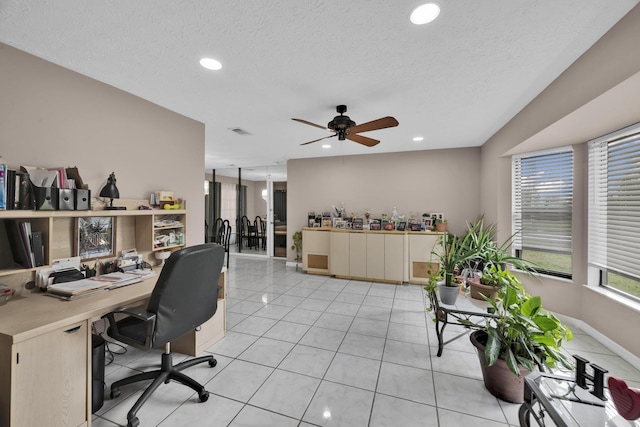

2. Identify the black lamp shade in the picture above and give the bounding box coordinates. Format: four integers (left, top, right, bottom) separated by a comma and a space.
100, 172, 125, 209
99, 172, 120, 199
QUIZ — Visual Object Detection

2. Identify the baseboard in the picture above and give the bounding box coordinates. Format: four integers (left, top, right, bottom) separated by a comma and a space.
568, 316, 640, 372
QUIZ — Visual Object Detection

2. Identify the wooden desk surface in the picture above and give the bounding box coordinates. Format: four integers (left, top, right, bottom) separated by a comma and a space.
0, 277, 157, 345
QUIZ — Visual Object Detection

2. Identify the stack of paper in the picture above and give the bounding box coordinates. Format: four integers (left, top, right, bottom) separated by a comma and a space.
46, 271, 143, 300
46, 278, 112, 300
89, 272, 142, 289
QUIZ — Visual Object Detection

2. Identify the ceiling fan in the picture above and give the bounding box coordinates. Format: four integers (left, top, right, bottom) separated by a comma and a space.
293, 105, 399, 147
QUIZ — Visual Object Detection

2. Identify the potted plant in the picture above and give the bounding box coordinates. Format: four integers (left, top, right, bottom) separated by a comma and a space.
435, 218, 447, 232
460, 217, 537, 299
467, 264, 517, 301
467, 275, 573, 403
431, 232, 480, 305
291, 230, 302, 271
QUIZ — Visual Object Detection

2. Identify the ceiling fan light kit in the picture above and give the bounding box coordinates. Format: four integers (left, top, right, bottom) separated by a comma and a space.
293, 105, 399, 147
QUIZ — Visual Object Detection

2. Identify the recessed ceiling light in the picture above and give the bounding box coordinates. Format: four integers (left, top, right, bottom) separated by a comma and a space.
413, 136, 424, 142
200, 57, 222, 71
410, 3, 440, 25
322, 144, 331, 149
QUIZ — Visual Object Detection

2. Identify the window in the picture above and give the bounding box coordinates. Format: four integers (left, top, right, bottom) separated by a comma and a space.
513, 149, 573, 278
588, 123, 640, 300
220, 183, 237, 232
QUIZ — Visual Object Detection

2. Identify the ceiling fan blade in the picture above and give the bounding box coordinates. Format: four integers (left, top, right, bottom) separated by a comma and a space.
348, 116, 399, 134
347, 133, 380, 147
292, 118, 328, 130
300, 134, 337, 146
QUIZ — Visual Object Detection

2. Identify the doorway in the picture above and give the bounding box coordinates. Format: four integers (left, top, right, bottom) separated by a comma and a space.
205, 165, 287, 258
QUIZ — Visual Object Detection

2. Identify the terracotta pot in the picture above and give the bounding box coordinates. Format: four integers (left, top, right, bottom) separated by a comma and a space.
470, 330, 531, 403
435, 222, 447, 232
468, 280, 498, 301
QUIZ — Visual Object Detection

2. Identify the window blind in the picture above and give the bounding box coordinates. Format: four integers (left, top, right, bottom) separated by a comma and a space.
588, 124, 640, 281
513, 150, 573, 255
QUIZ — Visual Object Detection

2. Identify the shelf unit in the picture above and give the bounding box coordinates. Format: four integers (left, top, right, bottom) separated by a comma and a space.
0, 202, 187, 279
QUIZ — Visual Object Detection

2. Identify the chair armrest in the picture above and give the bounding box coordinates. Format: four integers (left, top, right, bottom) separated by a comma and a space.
103, 307, 157, 350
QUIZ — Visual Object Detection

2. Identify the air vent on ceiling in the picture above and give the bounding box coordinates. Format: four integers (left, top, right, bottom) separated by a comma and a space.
229, 127, 252, 136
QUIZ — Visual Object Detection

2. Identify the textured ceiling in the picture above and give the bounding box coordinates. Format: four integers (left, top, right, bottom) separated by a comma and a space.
1, 0, 638, 181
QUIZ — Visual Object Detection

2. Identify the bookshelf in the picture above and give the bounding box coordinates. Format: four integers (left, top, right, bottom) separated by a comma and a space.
0, 199, 187, 278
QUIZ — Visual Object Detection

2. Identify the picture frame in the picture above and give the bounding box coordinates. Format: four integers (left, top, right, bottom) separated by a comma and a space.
409, 223, 422, 231
335, 220, 347, 229
75, 216, 116, 260
423, 218, 433, 229
396, 221, 407, 231
370, 222, 381, 231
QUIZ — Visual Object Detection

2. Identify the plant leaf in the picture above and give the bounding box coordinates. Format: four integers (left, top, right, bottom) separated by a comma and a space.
532, 315, 559, 332
505, 347, 520, 376
521, 296, 541, 317
485, 329, 501, 366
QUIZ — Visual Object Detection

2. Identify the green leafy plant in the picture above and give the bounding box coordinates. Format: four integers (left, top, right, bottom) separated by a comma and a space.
291, 230, 302, 262
432, 232, 481, 287
461, 216, 536, 274
479, 264, 520, 288
470, 275, 573, 376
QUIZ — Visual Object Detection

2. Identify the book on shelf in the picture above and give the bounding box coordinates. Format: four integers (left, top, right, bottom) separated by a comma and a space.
4, 219, 34, 268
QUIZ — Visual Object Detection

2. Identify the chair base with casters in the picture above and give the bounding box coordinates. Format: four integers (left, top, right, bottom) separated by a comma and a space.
103, 243, 225, 427
109, 343, 216, 427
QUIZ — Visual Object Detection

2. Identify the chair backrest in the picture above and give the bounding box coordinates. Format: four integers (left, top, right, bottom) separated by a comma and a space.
255, 216, 264, 234
209, 218, 221, 243
221, 220, 231, 250
146, 243, 225, 347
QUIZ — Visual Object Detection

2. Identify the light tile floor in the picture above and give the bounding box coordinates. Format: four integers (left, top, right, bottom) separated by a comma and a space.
93, 256, 640, 427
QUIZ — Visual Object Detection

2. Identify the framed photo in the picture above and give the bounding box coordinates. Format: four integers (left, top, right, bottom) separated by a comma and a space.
370, 222, 381, 231
75, 217, 116, 260
335, 220, 347, 229
396, 221, 407, 231
423, 218, 433, 228
409, 223, 422, 231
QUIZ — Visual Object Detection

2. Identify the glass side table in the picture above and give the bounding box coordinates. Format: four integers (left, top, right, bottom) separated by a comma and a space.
519, 372, 640, 427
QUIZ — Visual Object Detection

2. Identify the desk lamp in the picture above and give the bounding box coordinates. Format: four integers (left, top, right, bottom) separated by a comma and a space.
100, 172, 126, 210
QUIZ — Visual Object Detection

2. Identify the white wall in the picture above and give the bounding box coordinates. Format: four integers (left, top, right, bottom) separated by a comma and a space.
0, 42, 205, 246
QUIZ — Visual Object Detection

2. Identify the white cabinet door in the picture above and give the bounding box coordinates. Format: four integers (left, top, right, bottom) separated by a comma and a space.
385, 234, 405, 283
366, 233, 385, 280
408, 233, 442, 284
349, 233, 367, 278
303, 230, 331, 274
330, 232, 350, 277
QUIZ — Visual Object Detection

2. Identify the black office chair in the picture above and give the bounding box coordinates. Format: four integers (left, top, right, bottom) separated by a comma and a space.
103, 244, 225, 427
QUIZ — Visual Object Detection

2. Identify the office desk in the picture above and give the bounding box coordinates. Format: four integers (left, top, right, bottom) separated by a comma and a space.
0, 270, 226, 427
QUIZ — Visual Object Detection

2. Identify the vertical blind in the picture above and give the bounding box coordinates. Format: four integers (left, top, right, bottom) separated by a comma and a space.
588, 124, 640, 281
513, 149, 573, 256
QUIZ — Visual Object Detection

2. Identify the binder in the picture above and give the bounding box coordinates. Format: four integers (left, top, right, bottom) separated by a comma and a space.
17, 171, 35, 210
30, 231, 44, 267
4, 220, 32, 268
6, 170, 16, 210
